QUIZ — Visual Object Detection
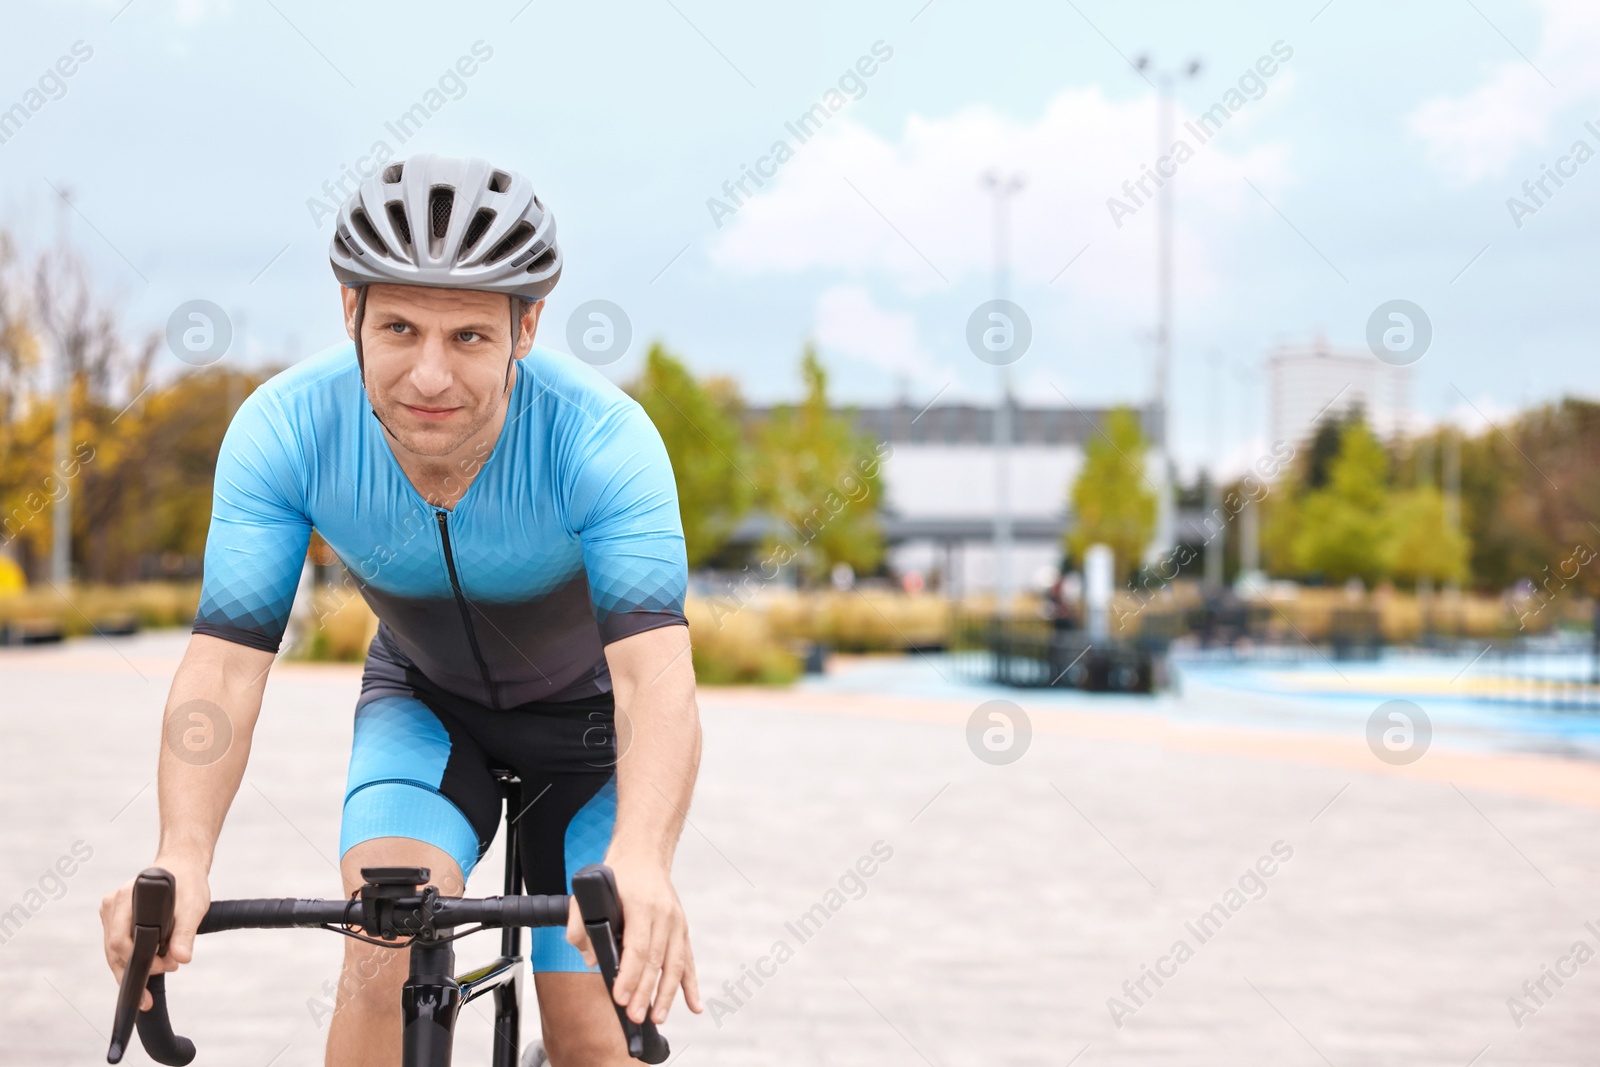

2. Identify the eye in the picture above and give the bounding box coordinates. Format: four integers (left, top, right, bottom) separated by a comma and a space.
457, 331, 483, 343
386, 322, 410, 335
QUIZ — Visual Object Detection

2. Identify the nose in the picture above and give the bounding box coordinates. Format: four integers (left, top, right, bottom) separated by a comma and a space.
409, 331, 455, 398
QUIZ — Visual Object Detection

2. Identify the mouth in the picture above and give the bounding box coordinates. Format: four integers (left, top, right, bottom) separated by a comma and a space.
401, 403, 462, 422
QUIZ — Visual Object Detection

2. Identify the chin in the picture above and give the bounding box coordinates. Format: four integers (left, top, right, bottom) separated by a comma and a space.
395, 426, 471, 457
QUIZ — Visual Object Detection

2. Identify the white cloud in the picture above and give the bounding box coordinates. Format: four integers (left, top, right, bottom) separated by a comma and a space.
812, 284, 939, 378
708, 81, 1295, 314
1409, 0, 1600, 182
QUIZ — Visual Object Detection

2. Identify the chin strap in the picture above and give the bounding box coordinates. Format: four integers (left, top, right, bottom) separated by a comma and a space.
352, 287, 397, 436
504, 299, 518, 397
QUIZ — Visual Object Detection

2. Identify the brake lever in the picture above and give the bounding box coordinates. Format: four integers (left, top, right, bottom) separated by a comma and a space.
571, 864, 670, 1064
106, 868, 196, 1065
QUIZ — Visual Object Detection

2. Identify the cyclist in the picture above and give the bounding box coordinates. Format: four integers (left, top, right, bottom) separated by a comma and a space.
99, 154, 704, 1065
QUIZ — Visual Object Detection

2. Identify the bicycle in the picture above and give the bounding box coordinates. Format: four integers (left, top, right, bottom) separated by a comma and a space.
106, 769, 669, 1067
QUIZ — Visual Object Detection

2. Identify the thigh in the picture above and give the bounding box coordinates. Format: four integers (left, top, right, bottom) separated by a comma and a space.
469, 694, 619, 973
340, 691, 503, 881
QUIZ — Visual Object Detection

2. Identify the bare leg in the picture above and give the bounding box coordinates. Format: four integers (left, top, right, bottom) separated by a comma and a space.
325, 838, 465, 1067
535, 972, 632, 1066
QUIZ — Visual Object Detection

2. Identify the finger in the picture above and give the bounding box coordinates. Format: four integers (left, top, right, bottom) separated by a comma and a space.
626, 918, 670, 1024
651, 936, 686, 1024
565, 898, 596, 967
141, 987, 152, 1013
166, 928, 195, 966
682, 945, 704, 1015
611, 909, 652, 1009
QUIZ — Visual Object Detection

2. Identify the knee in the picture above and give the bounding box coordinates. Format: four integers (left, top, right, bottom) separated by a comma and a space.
336, 941, 410, 1014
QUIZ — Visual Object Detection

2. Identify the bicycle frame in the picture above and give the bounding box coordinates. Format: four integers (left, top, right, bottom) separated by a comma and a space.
407, 767, 530, 1067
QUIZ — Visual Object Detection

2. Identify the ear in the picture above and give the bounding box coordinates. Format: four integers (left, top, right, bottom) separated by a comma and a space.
514, 299, 545, 359
341, 286, 361, 340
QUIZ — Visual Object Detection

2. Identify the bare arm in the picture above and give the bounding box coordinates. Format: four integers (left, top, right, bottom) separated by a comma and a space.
99, 633, 275, 1007
568, 623, 704, 1023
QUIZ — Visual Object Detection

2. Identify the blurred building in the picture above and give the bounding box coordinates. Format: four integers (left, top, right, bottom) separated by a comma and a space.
742, 401, 1168, 596
1267, 338, 1410, 447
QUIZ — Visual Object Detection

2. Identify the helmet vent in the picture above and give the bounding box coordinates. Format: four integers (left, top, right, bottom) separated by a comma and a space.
429, 188, 454, 241
488, 170, 511, 194
383, 163, 404, 184
333, 232, 352, 258
484, 221, 534, 265
461, 209, 495, 255
386, 202, 412, 249
527, 247, 558, 274
350, 209, 390, 258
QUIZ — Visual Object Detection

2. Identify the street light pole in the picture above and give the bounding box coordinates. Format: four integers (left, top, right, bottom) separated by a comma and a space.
982, 169, 1024, 616
51, 188, 73, 588
1133, 55, 1201, 564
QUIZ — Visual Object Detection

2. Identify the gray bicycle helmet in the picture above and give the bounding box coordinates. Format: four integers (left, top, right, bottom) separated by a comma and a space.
329, 154, 561, 301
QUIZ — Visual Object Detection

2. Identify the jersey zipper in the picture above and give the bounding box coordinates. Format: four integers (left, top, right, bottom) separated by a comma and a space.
435, 510, 499, 709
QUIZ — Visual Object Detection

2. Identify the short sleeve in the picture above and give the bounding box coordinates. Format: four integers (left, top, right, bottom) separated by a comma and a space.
192, 389, 313, 653
565, 402, 688, 644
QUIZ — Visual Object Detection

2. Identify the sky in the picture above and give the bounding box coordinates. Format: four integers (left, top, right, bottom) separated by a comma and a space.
1, 0, 1596, 477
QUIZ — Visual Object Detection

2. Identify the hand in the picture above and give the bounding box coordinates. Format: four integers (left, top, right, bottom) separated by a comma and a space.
100, 855, 211, 1011
567, 855, 703, 1024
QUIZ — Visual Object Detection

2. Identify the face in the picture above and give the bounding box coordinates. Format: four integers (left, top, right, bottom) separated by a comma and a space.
343, 284, 542, 458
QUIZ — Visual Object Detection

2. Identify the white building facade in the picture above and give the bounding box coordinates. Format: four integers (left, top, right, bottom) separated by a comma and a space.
1267, 338, 1411, 448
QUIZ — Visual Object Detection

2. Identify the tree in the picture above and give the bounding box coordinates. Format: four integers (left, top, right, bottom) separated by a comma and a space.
629, 343, 752, 567
754, 346, 885, 582
1066, 407, 1157, 584
1292, 420, 1390, 584
1388, 485, 1470, 586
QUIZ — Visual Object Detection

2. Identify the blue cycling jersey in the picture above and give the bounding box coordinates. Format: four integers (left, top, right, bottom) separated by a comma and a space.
194, 341, 688, 706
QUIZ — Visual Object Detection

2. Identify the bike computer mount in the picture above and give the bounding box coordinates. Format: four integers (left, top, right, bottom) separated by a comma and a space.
358, 866, 438, 940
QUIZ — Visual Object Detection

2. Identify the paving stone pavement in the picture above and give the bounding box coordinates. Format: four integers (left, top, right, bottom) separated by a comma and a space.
3, 632, 1600, 1065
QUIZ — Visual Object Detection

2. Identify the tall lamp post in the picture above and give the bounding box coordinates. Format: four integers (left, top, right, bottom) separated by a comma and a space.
982, 169, 1025, 616
51, 188, 73, 588
1133, 55, 1201, 563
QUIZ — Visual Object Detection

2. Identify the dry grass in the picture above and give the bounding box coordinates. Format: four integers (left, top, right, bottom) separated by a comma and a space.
1261, 586, 1542, 642
292, 589, 380, 662
685, 597, 800, 685
762, 589, 952, 651
0, 581, 201, 634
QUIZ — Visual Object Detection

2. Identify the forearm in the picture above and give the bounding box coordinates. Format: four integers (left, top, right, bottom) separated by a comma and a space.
606, 627, 702, 866
155, 634, 272, 870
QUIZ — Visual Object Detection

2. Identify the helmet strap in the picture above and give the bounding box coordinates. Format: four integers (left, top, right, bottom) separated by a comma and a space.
353, 286, 369, 385
504, 298, 519, 397
353, 287, 400, 437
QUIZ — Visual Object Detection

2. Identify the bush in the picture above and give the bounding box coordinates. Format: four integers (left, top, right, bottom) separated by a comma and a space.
685, 598, 800, 685
762, 590, 951, 652
0, 581, 200, 634
291, 589, 378, 662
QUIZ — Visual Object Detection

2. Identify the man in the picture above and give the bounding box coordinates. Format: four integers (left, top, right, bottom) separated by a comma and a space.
100, 154, 703, 1065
